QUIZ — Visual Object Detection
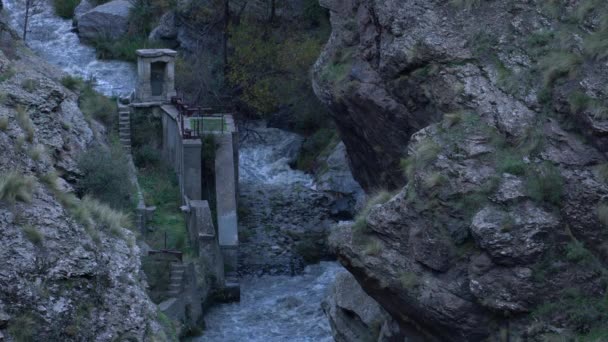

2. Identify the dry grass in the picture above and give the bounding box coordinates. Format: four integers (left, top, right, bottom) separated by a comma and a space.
28, 144, 45, 161
0, 116, 8, 131
401, 138, 441, 180
16, 106, 35, 143
22, 225, 44, 246
364, 239, 382, 256
353, 191, 393, 235
0, 171, 35, 204
41, 172, 131, 241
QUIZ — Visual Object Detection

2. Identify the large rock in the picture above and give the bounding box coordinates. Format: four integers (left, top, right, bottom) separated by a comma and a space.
322, 272, 409, 342
0, 21, 169, 341
73, 0, 94, 22
318, 0, 608, 340
77, 0, 132, 41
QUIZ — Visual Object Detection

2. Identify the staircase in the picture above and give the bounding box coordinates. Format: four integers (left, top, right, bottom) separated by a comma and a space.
167, 261, 185, 297
118, 106, 132, 153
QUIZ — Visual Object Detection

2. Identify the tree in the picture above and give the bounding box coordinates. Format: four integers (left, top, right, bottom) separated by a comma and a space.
22, 0, 43, 41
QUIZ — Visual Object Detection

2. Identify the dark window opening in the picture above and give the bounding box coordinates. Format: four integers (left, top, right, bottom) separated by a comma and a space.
151, 62, 166, 96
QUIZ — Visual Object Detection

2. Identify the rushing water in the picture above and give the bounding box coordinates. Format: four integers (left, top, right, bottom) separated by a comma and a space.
3, 0, 136, 96
200, 263, 342, 342
3, 3, 341, 339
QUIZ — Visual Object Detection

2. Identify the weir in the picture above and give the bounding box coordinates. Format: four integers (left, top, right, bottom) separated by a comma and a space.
129, 49, 240, 298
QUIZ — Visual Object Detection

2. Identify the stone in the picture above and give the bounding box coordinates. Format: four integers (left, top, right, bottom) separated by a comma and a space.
468, 254, 536, 314
73, 0, 94, 21
149, 11, 178, 42
315, 142, 364, 196
77, 0, 133, 41
0, 27, 166, 341
0, 310, 10, 329
471, 203, 558, 266
323, 272, 407, 342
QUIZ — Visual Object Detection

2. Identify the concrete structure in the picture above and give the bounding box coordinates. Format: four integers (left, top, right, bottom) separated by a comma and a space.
135, 49, 177, 103
131, 48, 240, 298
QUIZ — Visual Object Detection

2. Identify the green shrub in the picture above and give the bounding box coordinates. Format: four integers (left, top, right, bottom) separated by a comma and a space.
497, 154, 526, 176
22, 225, 44, 246
0, 67, 15, 82
0, 116, 8, 131
134, 145, 161, 168
139, 164, 187, 252
16, 106, 35, 142
77, 143, 135, 210
81, 195, 131, 236
525, 162, 563, 205
566, 241, 593, 263
0, 172, 35, 204
52, 0, 80, 18
79, 83, 116, 127
61, 75, 84, 91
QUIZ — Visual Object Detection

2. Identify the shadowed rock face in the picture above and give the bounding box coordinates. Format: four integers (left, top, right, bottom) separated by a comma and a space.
0, 23, 166, 341
317, 0, 608, 340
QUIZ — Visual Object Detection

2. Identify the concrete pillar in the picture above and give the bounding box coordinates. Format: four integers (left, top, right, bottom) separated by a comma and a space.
214, 133, 238, 248
182, 140, 203, 201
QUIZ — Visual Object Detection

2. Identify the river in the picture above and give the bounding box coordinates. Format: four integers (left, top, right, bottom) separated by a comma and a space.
3, 2, 342, 340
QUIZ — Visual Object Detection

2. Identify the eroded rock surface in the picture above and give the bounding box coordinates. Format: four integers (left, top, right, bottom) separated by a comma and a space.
317, 0, 608, 340
0, 24, 166, 341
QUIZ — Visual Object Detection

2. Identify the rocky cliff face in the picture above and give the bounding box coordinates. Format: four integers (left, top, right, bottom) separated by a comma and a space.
0, 23, 167, 340
315, 0, 608, 340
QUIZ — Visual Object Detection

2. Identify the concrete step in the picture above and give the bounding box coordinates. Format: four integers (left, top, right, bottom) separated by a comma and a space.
167, 291, 179, 297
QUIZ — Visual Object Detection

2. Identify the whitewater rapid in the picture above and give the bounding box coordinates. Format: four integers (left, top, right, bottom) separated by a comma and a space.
3, 0, 136, 96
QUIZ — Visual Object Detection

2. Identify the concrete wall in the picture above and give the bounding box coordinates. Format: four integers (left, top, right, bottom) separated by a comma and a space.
158, 262, 207, 333
187, 200, 225, 288
161, 105, 203, 202
214, 133, 238, 248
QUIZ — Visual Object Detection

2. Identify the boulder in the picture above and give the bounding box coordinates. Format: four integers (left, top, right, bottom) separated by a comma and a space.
73, 0, 94, 22
322, 272, 408, 342
77, 0, 132, 41
149, 11, 178, 42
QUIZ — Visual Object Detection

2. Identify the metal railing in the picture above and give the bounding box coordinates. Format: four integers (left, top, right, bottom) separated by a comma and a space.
171, 96, 231, 139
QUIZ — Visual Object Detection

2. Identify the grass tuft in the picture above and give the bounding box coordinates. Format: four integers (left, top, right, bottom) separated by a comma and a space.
28, 144, 45, 161
538, 52, 582, 87
401, 138, 441, 180
364, 239, 382, 256
16, 106, 35, 143
0, 116, 8, 131
0, 172, 36, 204
61, 75, 85, 91
525, 162, 563, 205
22, 225, 44, 246
352, 191, 393, 235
